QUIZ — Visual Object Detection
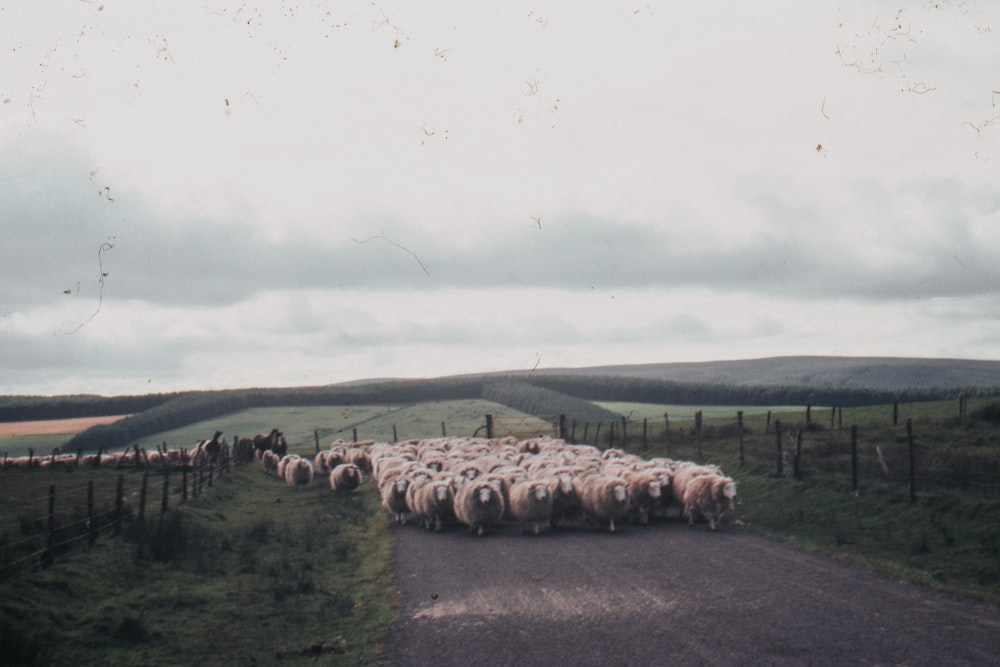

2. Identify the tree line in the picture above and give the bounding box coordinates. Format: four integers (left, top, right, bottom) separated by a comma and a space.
30, 373, 995, 453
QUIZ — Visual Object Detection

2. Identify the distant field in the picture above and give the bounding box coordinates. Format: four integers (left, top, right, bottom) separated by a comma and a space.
595, 402, 805, 421
1, 416, 132, 457
0, 415, 131, 437
129, 399, 531, 453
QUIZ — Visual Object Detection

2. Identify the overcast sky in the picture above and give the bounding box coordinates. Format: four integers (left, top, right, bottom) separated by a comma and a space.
2, 1, 999, 396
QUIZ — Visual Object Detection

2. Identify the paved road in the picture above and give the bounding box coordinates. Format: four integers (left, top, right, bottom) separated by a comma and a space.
382, 521, 1000, 666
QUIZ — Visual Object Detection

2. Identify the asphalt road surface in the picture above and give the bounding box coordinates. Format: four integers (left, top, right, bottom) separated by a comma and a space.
382, 520, 1000, 666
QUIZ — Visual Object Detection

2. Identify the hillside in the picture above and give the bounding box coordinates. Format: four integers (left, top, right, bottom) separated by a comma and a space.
518, 356, 1000, 391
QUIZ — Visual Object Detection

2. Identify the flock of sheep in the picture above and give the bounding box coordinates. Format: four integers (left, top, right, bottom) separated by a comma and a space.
1, 432, 227, 470
262, 434, 738, 535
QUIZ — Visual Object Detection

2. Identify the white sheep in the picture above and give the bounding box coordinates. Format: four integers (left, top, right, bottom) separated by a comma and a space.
682, 474, 737, 530
578, 474, 631, 532
508, 478, 554, 536
624, 470, 663, 525
670, 462, 723, 507
379, 476, 411, 524
453, 477, 505, 536
276, 453, 297, 480
547, 472, 582, 528
284, 456, 314, 489
410, 477, 455, 531
329, 463, 362, 493
261, 450, 281, 476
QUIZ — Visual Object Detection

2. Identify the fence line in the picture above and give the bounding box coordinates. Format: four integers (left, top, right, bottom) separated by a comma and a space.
0, 450, 235, 580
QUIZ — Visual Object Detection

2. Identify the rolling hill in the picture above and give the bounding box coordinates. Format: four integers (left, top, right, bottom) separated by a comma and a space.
511, 356, 1000, 391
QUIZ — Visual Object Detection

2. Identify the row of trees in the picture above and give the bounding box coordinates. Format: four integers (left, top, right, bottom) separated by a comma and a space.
38, 374, 995, 454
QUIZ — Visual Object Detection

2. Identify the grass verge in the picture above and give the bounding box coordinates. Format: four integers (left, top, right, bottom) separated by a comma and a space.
0, 465, 396, 666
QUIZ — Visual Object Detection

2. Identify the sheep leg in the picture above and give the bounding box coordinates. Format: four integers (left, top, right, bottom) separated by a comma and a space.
609, 518, 616, 533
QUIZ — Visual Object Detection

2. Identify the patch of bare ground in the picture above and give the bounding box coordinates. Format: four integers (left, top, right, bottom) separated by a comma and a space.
0, 415, 130, 437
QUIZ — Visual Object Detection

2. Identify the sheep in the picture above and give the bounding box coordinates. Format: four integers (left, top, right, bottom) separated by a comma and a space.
380, 476, 411, 524
284, 456, 314, 489
670, 462, 723, 507
547, 472, 582, 528
453, 477, 506, 536
578, 474, 631, 532
682, 474, 737, 530
410, 477, 455, 531
276, 453, 298, 480
508, 478, 554, 536
624, 470, 663, 525
329, 463, 362, 493
261, 450, 281, 476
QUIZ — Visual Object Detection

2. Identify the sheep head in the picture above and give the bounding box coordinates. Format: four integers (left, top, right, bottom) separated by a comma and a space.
720, 478, 737, 510
435, 483, 451, 503
613, 482, 628, 503
478, 485, 492, 504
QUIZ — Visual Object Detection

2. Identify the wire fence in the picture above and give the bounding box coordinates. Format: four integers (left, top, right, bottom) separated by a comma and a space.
0, 447, 235, 580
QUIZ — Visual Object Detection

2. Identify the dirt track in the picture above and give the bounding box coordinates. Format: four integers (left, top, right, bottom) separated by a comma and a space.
383, 520, 1000, 666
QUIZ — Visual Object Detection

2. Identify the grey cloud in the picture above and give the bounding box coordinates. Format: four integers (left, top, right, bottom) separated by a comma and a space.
6, 135, 1000, 317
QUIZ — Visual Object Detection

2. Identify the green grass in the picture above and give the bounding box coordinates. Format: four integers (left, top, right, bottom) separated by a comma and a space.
1, 434, 72, 458
595, 402, 805, 421
0, 465, 396, 666
130, 399, 522, 453
634, 409, 1000, 606
2, 396, 999, 666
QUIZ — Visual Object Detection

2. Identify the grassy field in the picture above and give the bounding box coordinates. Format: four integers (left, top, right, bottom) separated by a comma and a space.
0, 464, 395, 665
128, 399, 522, 453
594, 402, 805, 421
2, 396, 998, 665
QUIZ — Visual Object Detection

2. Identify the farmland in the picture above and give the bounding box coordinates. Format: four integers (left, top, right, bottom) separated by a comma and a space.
1, 369, 999, 664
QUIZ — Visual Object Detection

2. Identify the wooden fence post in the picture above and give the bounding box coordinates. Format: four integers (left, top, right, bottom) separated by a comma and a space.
737, 411, 745, 468
907, 418, 917, 503
794, 430, 803, 479
314, 430, 320, 453
594, 422, 602, 447
441, 421, 447, 437
850, 425, 858, 493
641, 417, 648, 451
114, 475, 124, 536
695, 411, 703, 460
87, 480, 96, 547
352, 428, 358, 442
830, 406, 836, 429
806, 405, 812, 427
182, 465, 189, 503
571, 419, 577, 444
893, 402, 899, 426
582, 422, 589, 445
139, 468, 150, 522
44, 484, 55, 569
766, 411, 772, 434
393, 424, 399, 443
485, 415, 494, 440
663, 413, 669, 454
774, 420, 783, 477
161, 471, 170, 514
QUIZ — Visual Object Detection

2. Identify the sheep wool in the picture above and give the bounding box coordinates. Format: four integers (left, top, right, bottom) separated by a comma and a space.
329, 463, 362, 493
453, 478, 505, 536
